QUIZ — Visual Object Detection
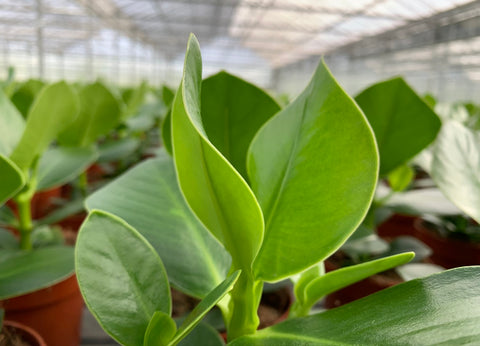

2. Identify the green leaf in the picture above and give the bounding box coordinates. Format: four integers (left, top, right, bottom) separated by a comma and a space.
201, 71, 280, 179
169, 271, 240, 346
36, 146, 98, 191
231, 266, 480, 345
85, 154, 230, 298
162, 85, 175, 107
0, 246, 74, 299
171, 34, 264, 272
0, 228, 19, 249
248, 59, 378, 282
291, 253, 414, 317
76, 210, 171, 346
144, 311, 177, 346
0, 90, 25, 156
35, 197, 84, 226
122, 81, 148, 119
178, 322, 225, 346
387, 164, 414, 192
58, 82, 121, 147
162, 111, 173, 155
97, 137, 141, 163
0, 154, 24, 205
10, 79, 44, 118
431, 121, 480, 223
9, 81, 79, 170
355, 77, 441, 176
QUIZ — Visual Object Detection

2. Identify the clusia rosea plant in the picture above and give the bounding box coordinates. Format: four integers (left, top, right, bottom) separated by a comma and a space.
75, 34, 480, 345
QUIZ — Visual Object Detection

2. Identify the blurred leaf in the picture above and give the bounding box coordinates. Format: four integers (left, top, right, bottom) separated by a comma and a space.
10, 79, 44, 118
431, 121, 480, 223
0, 154, 24, 205
37, 146, 98, 191
0, 246, 74, 299
0, 90, 25, 156
0, 228, 18, 250
387, 164, 414, 192
162, 111, 172, 155
201, 71, 280, 179
144, 311, 177, 346
9, 81, 79, 170
97, 137, 140, 163
356, 77, 441, 176
58, 82, 121, 147
122, 81, 148, 119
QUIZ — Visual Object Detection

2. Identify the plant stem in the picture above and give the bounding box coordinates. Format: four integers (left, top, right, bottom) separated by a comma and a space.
289, 300, 312, 318
225, 272, 262, 341
78, 171, 88, 197
17, 196, 33, 250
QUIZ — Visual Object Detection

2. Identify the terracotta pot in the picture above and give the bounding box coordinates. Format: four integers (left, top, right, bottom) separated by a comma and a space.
86, 163, 107, 182
377, 214, 416, 239
1, 320, 47, 346
413, 219, 480, 268
1, 274, 84, 346
323, 260, 402, 309
56, 212, 87, 234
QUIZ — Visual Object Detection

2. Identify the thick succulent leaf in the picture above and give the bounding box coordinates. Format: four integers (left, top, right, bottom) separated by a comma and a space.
231, 266, 480, 345
0, 154, 24, 205
76, 210, 171, 346
86, 154, 230, 298
36, 146, 98, 191
296, 253, 414, 315
58, 82, 121, 147
201, 72, 280, 179
144, 311, 177, 346
9, 81, 79, 170
171, 34, 263, 271
0, 246, 74, 299
10, 79, 44, 118
248, 59, 378, 282
431, 121, 480, 223
169, 271, 240, 346
0, 90, 25, 156
97, 137, 140, 163
355, 77, 441, 176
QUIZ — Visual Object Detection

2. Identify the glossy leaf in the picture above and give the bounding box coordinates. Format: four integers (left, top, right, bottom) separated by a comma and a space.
248, 59, 378, 282
36, 146, 98, 191
0, 90, 25, 156
144, 311, 177, 346
0, 154, 24, 205
201, 72, 280, 179
86, 154, 230, 298
97, 137, 140, 163
291, 252, 414, 317
58, 82, 121, 147
76, 210, 171, 346
169, 271, 240, 346
10, 79, 44, 118
9, 81, 79, 170
231, 266, 480, 345
0, 246, 74, 299
431, 121, 480, 223
171, 34, 264, 271
355, 77, 441, 175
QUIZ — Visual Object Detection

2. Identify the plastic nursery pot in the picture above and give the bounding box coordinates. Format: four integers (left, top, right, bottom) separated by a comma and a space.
323, 256, 403, 309
1, 320, 47, 346
0, 274, 84, 346
413, 218, 480, 268
377, 214, 416, 239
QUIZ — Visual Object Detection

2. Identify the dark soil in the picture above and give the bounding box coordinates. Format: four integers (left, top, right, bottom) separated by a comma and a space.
0, 326, 30, 346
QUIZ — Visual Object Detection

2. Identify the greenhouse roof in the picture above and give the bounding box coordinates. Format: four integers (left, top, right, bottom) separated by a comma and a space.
0, 0, 478, 84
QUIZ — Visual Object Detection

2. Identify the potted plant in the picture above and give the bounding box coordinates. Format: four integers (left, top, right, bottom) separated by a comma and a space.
0, 82, 88, 345
74, 35, 480, 345
0, 309, 46, 346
